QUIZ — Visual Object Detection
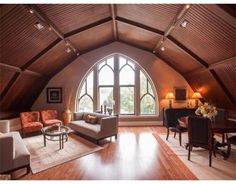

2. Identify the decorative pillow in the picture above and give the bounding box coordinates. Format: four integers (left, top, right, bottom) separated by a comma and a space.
85, 115, 98, 124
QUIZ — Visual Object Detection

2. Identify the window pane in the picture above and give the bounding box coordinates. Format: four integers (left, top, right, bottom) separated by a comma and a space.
140, 94, 155, 114
107, 57, 114, 69
120, 65, 135, 85
79, 82, 86, 98
140, 70, 147, 97
148, 82, 154, 97
99, 65, 114, 85
99, 87, 113, 107
87, 71, 93, 97
78, 95, 93, 112
120, 87, 134, 114
119, 56, 126, 69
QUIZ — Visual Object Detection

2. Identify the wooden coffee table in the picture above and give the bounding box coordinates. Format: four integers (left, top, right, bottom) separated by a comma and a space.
41, 125, 69, 149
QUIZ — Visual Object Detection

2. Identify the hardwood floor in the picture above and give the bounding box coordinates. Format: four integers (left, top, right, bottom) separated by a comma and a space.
17, 127, 192, 180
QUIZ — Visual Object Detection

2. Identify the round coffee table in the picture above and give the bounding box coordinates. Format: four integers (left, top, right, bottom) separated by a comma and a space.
41, 125, 69, 149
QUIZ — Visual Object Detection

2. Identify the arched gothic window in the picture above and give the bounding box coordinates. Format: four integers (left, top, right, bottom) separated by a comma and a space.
77, 54, 157, 115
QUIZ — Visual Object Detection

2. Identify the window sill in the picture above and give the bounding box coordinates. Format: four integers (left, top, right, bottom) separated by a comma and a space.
119, 114, 159, 121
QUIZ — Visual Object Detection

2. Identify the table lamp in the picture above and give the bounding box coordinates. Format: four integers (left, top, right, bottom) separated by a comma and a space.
192, 92, 202, 107
166, 92, 175, 108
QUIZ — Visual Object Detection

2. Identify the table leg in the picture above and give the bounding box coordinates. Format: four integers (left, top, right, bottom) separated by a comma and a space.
44, 135, 46, 147
62, 134, 64, 149
59, 135, 61, 149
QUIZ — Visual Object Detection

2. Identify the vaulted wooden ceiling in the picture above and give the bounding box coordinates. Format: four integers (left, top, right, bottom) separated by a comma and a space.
0, 4, 235, 117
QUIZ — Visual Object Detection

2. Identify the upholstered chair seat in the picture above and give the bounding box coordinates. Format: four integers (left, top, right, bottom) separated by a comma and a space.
41, 110, 62, 126
20, 111, 43, 134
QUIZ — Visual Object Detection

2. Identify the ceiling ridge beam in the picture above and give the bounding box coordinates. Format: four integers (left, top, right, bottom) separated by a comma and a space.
152, 4, 191, 53
0, 62, 43, 77
116, 16, 164, 36
183, 56, 236, 76
64, 17, 112, 38
25, 5, 79, 55
110, 4, 118, 40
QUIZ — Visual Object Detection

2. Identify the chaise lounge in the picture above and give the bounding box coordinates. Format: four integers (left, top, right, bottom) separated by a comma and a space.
69, 112, 118, 144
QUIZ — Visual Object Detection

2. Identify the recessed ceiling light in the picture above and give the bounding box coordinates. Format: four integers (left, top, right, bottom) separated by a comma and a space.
186, 4, 191, 9
34, 22, 44, 30
29, 9, 34, 14
152, 50, 156, 53
160, 46, 165, 51
65, 47, 71, 53
180, 20, 189, 28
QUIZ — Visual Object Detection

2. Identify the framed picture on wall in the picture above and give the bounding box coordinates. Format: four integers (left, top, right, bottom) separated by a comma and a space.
47, 87, 62, 103
174, 87, 187, 102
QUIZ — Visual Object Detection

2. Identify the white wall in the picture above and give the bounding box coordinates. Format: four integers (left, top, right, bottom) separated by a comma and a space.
32, 42, 194, 123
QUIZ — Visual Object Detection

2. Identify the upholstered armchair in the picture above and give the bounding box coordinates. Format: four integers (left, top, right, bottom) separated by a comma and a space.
20, 111, 43, 135
41, 110, 62, 126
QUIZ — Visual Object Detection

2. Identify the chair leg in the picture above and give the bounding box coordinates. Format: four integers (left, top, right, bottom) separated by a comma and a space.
179, 132, 182, 146
166, 128, 169, 140
174, 132, 176, 138
188, 145, 191, 160
222, 133, 225, 143
209, 149, 212, 167
115, 134, 118, 139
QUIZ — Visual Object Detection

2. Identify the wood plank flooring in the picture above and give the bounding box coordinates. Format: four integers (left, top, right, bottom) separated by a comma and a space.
17, 127, 192, 180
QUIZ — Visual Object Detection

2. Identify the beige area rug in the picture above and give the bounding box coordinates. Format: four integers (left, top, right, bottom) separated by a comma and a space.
23, 132, 103, 174
153, 132, 236, 180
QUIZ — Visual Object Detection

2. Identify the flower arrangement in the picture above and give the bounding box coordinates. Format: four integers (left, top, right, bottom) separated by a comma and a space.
195, 102, 218, 121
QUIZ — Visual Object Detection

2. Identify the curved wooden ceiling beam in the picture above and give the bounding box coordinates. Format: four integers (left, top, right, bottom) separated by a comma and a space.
25, 5, 79, 55
152, 4, 191, 53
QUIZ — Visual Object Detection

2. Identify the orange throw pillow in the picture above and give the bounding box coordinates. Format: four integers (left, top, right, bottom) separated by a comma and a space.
85, 115, 98, 124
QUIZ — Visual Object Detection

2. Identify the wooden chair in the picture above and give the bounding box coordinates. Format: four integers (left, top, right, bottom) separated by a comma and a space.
20, 111, 43, 136
187, 116, 213, 167
41, 110, 62, 126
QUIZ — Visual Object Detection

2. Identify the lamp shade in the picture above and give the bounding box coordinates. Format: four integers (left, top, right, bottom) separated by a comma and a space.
166, 92, 175, 99
192, 92, 202, 99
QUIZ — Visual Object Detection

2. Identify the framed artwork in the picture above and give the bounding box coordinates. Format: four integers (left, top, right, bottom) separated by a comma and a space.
47, 87, 62, 103
174, 87, 187, 102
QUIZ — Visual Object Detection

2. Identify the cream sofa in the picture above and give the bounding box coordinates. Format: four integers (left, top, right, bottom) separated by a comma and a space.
0, 131, 30, 174
69, 112, 118, 144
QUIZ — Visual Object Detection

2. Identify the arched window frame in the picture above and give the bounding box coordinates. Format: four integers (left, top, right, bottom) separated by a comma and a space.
76, 54, 158, 116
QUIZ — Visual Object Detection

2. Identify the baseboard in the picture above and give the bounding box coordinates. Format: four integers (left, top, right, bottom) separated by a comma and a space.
119, 121, 163, 127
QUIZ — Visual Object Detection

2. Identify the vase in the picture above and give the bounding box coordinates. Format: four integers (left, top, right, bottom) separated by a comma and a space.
62, 109, 72, 125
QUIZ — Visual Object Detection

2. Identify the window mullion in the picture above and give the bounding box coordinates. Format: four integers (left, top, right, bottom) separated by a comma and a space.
114, 54, 119, 114
93, 68, 98, 111
135, 67, 140, 115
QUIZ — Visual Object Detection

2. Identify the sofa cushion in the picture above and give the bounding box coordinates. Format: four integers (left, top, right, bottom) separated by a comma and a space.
69, 120, 101, 138
22, 121, 43, 133
85, 115, 98, 124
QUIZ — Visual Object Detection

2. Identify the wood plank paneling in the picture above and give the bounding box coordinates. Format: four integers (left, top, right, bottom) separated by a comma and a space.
186, 70, 235, 110
28, 41, 76, 76
69, 22, 113, 52
38, 4, 111, 34
117, 4, 181, 32
0, 4, 17, 18
0, 69, 16, 96
171, 4, 236, 64
0, 5, 58, 67
0, 75, 48, 111
214, 61, 236, 104
157, 39, 203, 73
117, 21, 162, 51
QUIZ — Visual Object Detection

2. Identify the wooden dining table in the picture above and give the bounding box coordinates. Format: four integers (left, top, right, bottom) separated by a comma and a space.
178, 116, 236, 159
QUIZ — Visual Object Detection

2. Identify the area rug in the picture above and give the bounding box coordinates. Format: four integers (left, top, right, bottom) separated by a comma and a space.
23, 133, 103, 174
153, 132, 236, 180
